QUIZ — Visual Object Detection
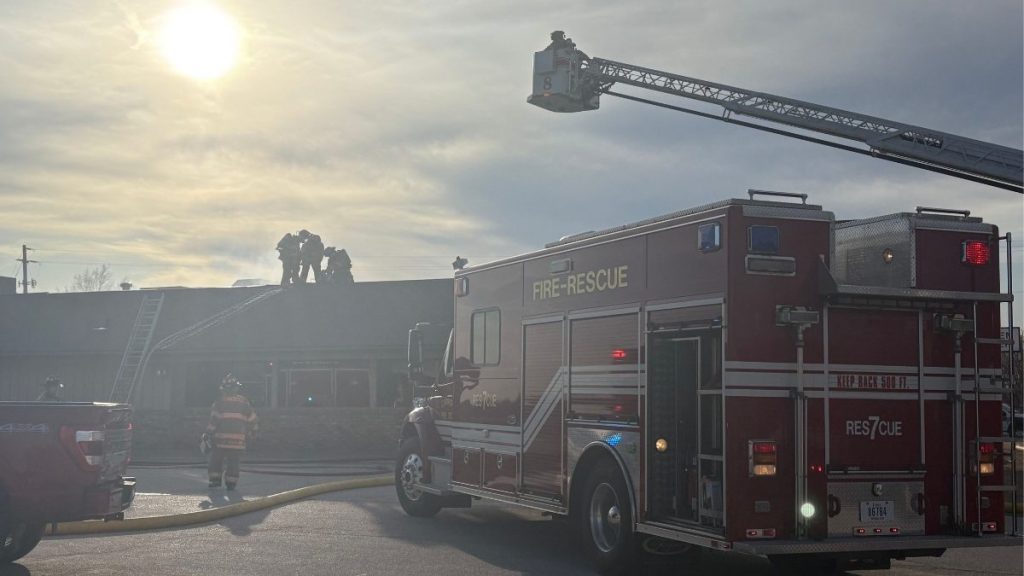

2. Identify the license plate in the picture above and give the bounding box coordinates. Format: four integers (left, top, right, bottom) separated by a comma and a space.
859, 500, 893, 522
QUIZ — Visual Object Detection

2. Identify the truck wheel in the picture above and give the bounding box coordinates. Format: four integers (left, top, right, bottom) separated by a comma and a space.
577, 460, 636, 576
395, 437, 442, 518
0, 522, 45, 564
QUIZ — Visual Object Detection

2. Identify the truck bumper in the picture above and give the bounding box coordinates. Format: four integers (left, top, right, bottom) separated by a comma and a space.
84, 476, 136, 520
119, 477, 137, 511
733, 533, 1022, 556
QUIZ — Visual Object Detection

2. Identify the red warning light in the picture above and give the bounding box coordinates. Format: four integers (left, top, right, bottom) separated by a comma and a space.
961, 240, 990, 265
611, 349, 627, 361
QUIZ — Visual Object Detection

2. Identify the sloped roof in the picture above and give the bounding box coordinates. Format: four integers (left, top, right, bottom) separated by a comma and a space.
0, 280, 452, 356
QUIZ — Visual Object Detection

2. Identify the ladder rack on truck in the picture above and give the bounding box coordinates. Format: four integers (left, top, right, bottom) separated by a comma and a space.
527, 32, 1023, 193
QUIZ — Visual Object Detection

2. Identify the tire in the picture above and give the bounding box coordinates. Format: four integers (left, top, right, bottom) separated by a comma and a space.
0, 522, 45, 564
577, 459, 636, 576
395, 437, 442, 518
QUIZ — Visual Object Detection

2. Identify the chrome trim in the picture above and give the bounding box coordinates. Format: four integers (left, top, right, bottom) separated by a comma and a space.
827, 284, 1012, 303
645, 296, 725, 311
451, 484, 567, 515
568, 306, 641, 321
566, 437, 639, 528
635, 521, 725, 549
522, 314, 566, 326
742, 204, 835, 222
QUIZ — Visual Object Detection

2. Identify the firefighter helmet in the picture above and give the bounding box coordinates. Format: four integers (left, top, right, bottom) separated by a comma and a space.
220, 373, 241, 391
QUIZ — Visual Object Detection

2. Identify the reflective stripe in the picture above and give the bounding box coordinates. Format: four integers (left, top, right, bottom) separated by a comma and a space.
217, 413, 251, 422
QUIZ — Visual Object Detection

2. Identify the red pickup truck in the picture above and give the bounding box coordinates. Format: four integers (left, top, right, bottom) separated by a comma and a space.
0, 402, 136, 563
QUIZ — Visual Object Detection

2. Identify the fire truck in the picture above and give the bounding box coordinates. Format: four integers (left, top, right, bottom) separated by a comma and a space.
395, 32, 1023, 574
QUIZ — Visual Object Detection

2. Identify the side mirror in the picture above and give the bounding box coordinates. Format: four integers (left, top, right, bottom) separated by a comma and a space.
407, 327, 424, 381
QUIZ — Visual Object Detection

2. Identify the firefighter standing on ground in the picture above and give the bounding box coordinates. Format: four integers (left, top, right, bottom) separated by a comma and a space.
36, 376, 63, 401
204, 374, 258, 490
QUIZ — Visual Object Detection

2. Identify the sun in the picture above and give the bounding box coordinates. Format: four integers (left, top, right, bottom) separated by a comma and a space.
159, 3, 241, 80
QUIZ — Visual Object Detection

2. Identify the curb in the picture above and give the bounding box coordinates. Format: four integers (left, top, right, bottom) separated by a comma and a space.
46, 475, 394, 536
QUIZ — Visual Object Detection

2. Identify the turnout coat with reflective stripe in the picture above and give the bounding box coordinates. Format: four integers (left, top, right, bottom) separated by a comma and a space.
206, 394, 258, 450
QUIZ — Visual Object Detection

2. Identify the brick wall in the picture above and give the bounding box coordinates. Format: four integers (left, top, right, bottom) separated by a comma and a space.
131, 407, 407, 461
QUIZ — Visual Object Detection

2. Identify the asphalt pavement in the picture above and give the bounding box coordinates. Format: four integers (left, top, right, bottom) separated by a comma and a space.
8, 484, 1023, 576
122, 459, 392, 518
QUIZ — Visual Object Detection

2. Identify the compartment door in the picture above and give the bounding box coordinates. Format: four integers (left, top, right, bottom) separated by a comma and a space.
521, 318, 565, 499
827, 308, 922, 473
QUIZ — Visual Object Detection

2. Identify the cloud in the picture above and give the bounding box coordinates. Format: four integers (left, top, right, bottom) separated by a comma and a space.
0, 0, 1018, 321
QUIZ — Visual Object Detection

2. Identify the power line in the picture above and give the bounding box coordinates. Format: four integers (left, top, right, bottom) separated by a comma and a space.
34, 259, 168, 268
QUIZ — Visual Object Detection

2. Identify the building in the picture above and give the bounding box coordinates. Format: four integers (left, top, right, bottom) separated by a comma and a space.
0, 280, 452, 410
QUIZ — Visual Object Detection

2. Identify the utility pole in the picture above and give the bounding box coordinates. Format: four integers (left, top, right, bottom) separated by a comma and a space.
18, 244, 37, 294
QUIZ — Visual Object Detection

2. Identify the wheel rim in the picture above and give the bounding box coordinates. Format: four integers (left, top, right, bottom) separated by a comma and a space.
589, 482, 622, 553
400, 453, 425, 502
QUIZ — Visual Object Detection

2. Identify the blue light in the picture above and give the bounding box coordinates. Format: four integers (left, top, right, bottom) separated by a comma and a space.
606, 433, 622, 447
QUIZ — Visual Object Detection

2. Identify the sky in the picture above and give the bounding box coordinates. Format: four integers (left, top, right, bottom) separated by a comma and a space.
1, 1, 1021, 317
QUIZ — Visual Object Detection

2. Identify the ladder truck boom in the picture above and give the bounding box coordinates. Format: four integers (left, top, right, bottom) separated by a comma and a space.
528, 31, 1023, 193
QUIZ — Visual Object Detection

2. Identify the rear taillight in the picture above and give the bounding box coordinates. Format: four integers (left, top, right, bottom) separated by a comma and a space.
749, 440, 777, 476
972, 522, 999, 533
961, 240, 990, 265
978, 442, 996, 475
59, 426, 105, 470
745, 528, 776, 539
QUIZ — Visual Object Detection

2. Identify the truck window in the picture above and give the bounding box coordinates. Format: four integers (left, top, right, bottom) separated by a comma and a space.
471, 309, 500, 365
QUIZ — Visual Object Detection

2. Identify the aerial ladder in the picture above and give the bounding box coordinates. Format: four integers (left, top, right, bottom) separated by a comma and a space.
527, 31, 1023, 193
528, 31, 1022, 536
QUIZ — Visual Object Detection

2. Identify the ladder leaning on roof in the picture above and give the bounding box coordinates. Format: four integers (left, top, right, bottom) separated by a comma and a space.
108, 292, 165, 403
112, 286, 285, 405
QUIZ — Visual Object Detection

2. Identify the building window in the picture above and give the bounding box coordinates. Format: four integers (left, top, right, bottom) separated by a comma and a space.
471, 309, 500, 365
335, 369, 370, 407
288, 369, 332, 407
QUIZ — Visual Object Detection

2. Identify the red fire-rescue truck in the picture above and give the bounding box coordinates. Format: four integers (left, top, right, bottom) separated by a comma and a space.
395, 32, 1023, 574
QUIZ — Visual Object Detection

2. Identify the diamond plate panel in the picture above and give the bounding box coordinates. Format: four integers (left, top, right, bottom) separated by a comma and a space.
835, 215, 915, 287
827, 481, 924, 537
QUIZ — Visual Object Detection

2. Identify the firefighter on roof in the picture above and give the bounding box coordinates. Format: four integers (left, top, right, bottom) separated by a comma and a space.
297, 229, 325, 284
324, 247, 353, 284
276, 233, 301, 286
204, 374, 258, 490
36, 376, 63, 402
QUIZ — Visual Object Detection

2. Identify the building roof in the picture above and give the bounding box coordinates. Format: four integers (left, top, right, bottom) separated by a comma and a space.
0, 280, 453, 357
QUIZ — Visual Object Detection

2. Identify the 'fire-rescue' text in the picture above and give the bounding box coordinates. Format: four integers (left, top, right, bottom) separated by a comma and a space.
532, 265, 629, 301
